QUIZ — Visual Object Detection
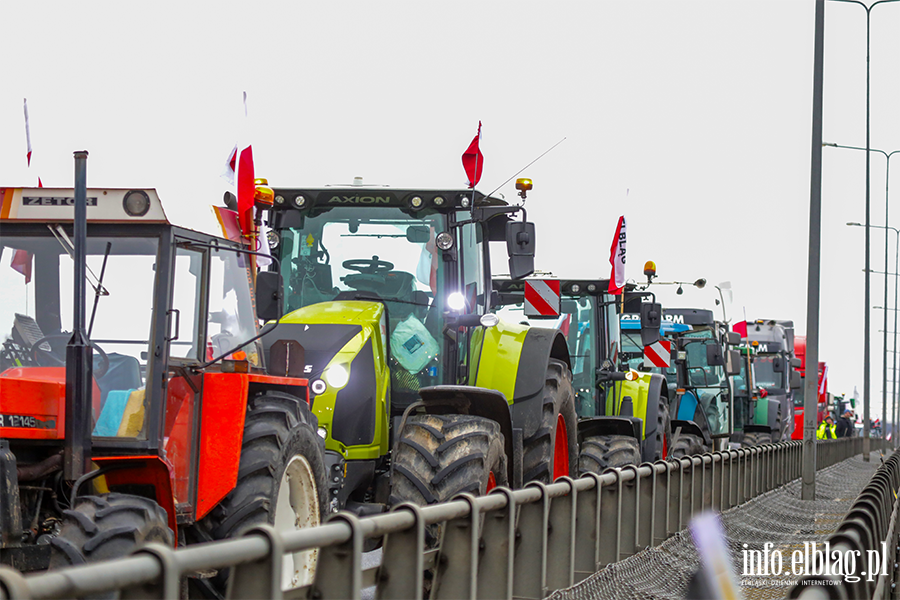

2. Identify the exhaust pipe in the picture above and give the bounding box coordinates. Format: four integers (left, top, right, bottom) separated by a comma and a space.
64, 151, 93, 481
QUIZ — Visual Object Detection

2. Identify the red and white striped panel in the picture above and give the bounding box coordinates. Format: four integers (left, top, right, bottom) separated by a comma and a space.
643, 339, 672, 368
524, 280, 560, 317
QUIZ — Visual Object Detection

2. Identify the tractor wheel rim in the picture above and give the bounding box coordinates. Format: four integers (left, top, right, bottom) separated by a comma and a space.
274, 455, 320, 590
553, 414, 569, 480
486, 472, 497, 493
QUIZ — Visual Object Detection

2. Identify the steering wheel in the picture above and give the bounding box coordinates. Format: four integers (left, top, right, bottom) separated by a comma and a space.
31, 334, 110, 379
342, 256, 394, 275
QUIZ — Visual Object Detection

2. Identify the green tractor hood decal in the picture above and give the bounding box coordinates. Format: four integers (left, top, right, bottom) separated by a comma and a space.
262, 301, 390, 459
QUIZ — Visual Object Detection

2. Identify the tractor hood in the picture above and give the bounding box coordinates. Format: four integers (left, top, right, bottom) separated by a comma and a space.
262, 301, 385, 380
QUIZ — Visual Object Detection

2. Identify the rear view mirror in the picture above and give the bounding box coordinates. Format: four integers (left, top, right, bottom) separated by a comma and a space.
507, 221, 535, 280
726, 332, 741, 346
773, 356, 785, 372
256, 271, 284, 322
725, 350, 741, 376
791, 357, 801, 368
406, 225, 431, 244
640, 302, 661, 346
791, 370, 802, 389
706, 343, 725, 366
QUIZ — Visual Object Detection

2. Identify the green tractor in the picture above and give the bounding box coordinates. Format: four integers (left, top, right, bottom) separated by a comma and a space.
492, 277, 670, 472
620, 306, 742, 456
260, 183, 577, 514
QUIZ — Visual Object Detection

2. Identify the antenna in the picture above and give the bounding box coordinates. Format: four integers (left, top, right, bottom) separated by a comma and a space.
484, 137, 567, 201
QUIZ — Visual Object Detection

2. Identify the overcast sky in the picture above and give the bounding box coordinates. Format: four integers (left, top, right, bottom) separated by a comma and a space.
4, 0, 900, 419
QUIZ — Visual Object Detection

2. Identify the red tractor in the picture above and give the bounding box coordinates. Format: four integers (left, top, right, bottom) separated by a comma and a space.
790, 335, 828, 439
0, 155, 326, 595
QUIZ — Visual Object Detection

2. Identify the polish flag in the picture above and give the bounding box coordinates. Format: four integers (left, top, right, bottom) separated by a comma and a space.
221, 144, 238, 187
10, 249, 32, 284
608, 216, 626, 295
224, 92, 255, 235
461, 121, 483, 189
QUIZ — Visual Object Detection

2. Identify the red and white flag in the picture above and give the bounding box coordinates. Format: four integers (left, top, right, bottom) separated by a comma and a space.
221, 144, 238, 187
461, 121, 483, 189
608, 216, 626, 295
732, 320, 748, 338
819, 365, 829, 395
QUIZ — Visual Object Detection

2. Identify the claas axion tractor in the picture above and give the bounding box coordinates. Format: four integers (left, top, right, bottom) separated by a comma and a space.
260, 179, 578, 514
0, 155, 326, 595
492, 277, 670, 471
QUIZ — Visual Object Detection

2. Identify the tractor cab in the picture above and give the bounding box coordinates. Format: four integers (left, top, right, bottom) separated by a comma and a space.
0, 185, 321, 583
264, 185, 581, 514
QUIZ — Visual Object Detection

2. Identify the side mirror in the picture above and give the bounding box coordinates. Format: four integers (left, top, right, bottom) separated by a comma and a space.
706, 343, 725, 366
506, 221, 536, 280
772, 356, 785, 372
725, 349, 741, 376
406, 225, 431, 243
640, 302, 661, 346
256, 271, 284, 322
791, 370, 802, 389
726, 331, 741, 346
791, 357, 801, 368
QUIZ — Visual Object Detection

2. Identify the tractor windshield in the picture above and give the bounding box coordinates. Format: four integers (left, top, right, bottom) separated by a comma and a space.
278, 207, 447, 314
0, 231, 159, 441
752, 355, 785, 392
679, 331, 730, 437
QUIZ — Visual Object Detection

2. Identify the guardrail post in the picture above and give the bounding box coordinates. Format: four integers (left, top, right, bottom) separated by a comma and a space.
598, 469, 622, 567
377, 503, 425, 600
619, 465, 639, 560
701, 454, 713, 511
546, 478, 577, 592
228, 525, 284, 600
433, 493, 480, 600
714, 452, 726, 510
310, 512, 363, 600
478, 488, 516, 599
513, 481, 549, 599
690, 457, 703, 519
651, 462, 670, 545
636, 465, 653, 551
123, 542, 180, 600
0, 566, 30, 599
573, 473, 602, 582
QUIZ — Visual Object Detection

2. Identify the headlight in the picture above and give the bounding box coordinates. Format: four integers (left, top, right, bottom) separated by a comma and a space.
123, 190, 150, 217
324, 364, 349, 389
447, 292, 466, 311
292, 194, 308, 208
317, 427, 327, 438
435, 232, 454, 250
266, 229, 280, 249
311, 379, 327, 395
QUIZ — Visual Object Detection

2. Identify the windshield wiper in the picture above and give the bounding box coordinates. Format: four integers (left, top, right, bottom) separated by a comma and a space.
48, 225, 108, 297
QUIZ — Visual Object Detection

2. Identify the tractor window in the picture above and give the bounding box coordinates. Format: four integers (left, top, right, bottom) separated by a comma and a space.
458, 221, 486, 314
752, 356, 785, 392
208, 247, 263, 367
170, 247, 204, 361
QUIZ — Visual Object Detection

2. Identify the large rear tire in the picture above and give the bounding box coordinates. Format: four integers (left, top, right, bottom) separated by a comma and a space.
578, 435, 640, 474
189, 391, 326, 597
669, 432, 706, 458
652, 394, 672, 461
49, 493, 173, 568
390, 413, 507, 506
523, 358, 578, 483
742, 431, 773, 446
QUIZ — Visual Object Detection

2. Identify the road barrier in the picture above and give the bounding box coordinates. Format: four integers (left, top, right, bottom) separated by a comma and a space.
791, 445, 899, 599
0, 438, 887, 600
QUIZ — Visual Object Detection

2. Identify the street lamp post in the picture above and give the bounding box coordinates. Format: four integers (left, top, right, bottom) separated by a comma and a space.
846, 163, 900, 446
827, 0, 900, 460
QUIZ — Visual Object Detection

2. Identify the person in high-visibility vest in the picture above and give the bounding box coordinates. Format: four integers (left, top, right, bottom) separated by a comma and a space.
816, 415, 837, 440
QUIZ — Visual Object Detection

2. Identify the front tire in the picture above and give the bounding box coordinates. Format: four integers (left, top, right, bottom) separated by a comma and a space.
669, 432, 707, 458
49, 493, 173, 567
523, 358, 578, 483
189, 391, 326, 596
578, 435, 641, 474
742, 431, 773, 446
390, 413, 507, 506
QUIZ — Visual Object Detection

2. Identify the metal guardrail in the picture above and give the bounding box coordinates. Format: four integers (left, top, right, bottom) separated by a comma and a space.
0, 438, 885, 600
791, 446, 899, 599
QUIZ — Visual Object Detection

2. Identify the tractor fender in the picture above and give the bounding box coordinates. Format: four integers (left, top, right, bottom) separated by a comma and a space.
670, 419, 711, 446
474, 321, 570, 440
577, 416, 642, 444
415, 385, 517, 486
607, 372, 667, 442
